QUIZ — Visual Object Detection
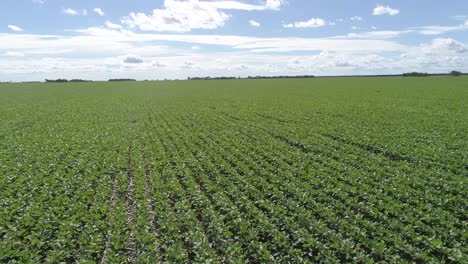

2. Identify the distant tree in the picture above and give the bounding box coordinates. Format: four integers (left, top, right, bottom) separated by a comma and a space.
45, 79, 69, 82
449, 70, 462, 76
402, 72, 429, 77
69, 79, 92, 82
188, 75, 316, 81
108, 78, 136, 82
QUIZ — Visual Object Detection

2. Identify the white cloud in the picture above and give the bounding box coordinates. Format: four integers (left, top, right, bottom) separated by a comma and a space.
350, 16, 363, 21
395, 38, 468, 71
373, 5, 399, 16
249, 20, 261, 27
202, 0, 284, 11
340, 30, 412, 39
191, 45, 201, 50
105, 21, 123, 30
284, 18, 326, 28
152, 61, 167, 68
264, 0, 284, 10
123, 56, 144, 64
82, 9, 88, 16
181, 61, 199, 69
63, 8, 79, 16
7, 25, 23, 32
2, 45, 467, 82
425, 38, 467, 54
122, 1, 227, 32
3, 51, 25, 57
415, 21, 468, 35
32, 0, 46, 5
122, 0, 283, 32
70, 27, 406, 53
94, 8, 104, 16
230, 64, 248, 70
2, 27, 467, 81
0, 28, 406, 68
417, 26, 459, 35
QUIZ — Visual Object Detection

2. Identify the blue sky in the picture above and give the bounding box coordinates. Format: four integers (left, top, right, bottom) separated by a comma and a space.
1, 0, 467, 81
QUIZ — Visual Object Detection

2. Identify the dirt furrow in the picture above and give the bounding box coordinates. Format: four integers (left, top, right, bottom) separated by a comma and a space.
126, 146, 137, 263
100, 172, 118, 264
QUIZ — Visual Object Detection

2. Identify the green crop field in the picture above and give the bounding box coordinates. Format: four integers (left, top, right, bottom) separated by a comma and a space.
0, 77, 467, 263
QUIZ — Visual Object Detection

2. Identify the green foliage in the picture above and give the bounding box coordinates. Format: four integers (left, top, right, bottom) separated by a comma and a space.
402, 72, 429, 77
449, 70, 463, 76
0, 77, 467, 262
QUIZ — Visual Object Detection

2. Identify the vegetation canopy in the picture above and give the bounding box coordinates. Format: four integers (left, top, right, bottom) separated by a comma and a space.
0, 77, 466, 263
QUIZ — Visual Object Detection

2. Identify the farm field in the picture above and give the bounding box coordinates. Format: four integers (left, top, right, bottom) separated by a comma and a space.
0, 77, 467, 263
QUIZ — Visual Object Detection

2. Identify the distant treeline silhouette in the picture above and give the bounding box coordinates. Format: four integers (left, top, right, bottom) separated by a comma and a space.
108, 78, 136, 82
449, 70, 462, 76
402, 72, 430, 77
188, 76, 237, 80
45, 79, 92, 82
247, 75, 316, 79
188, 75, 316, 80
16, 71, 465, 84
402, 71, 464, 77
45, 79, 69, 83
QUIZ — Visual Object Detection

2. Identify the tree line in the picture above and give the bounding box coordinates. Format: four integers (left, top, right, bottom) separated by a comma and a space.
402, 71, 463, 77
44, 78, 137, 82
188, 75, 316, 80
34, 71, 466, 83
45, 79, 92, 83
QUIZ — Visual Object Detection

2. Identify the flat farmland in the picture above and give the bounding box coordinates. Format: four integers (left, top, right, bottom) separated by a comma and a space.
0, 77, 467, 263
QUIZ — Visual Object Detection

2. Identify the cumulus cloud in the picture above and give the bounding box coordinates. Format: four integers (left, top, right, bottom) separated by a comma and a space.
1, 27, 467, 81
7, 25, 23, 32
425, 38, 467, 54
264, 0, 284, 10
395, 38, 468, 71
373, 5, 399, 16
105, 21, 123, 30
123, 56, 144, 64
2, 43, 467, 82
122, 0, 283, 32
63, 8, 79, 16
284, 18, 326, 28
249, 20, 261, 27
94, 8, 104, 16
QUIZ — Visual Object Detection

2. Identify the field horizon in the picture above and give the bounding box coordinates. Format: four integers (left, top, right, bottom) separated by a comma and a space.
2, 72, 467, 84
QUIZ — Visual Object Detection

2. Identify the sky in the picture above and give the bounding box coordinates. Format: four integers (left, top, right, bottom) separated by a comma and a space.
1, 0, 468, 81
